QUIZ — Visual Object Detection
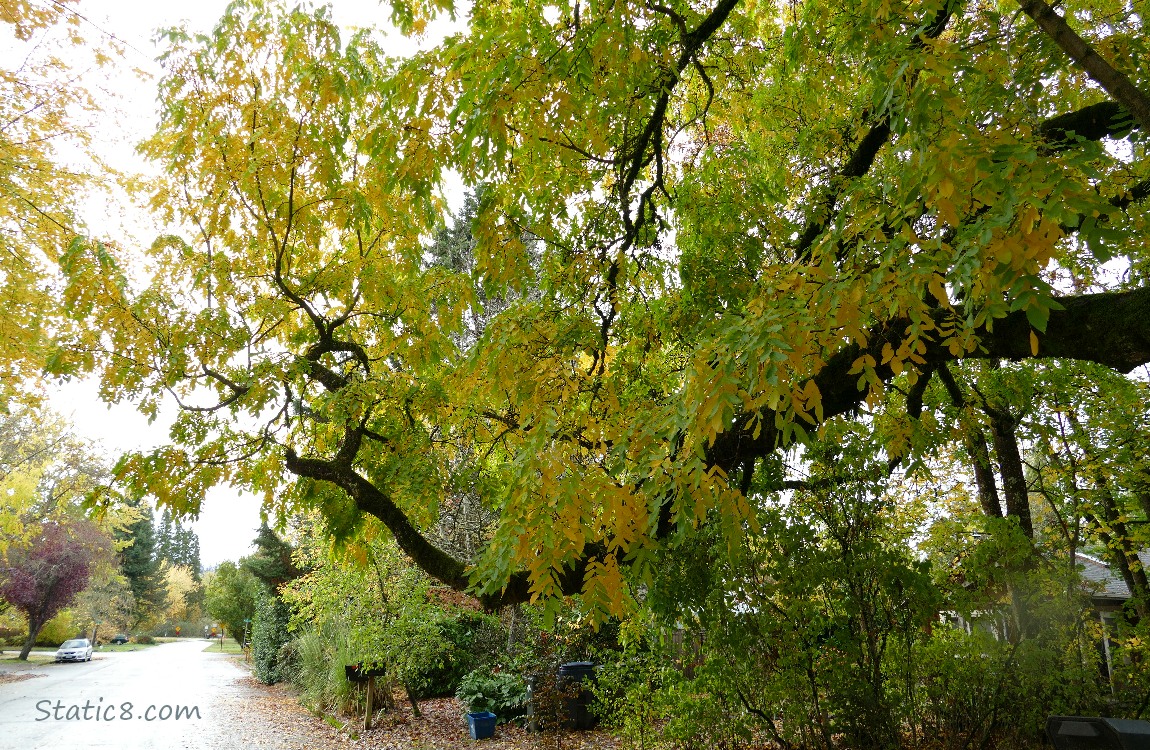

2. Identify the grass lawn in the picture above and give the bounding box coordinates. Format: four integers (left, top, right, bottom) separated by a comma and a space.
95, 642, 160, 653
0, 649, 56, 665
203, 637, 245, 654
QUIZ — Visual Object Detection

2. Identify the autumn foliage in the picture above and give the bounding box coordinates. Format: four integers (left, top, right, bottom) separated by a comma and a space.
0, 520, 107, 659
6, 0, 1150, 743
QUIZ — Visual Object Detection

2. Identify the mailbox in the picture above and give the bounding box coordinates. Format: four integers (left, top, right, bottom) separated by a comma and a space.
344, 664, 386, 684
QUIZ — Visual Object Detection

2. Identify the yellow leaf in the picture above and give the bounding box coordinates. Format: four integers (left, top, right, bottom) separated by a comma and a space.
1030, 330, 1039, 356
928, 275, 949, 304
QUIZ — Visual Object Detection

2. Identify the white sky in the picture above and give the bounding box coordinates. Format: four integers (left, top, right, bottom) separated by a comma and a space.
44, 0, 457, 567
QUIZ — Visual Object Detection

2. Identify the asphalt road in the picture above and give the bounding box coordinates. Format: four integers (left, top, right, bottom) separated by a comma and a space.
0, 640, 254, 750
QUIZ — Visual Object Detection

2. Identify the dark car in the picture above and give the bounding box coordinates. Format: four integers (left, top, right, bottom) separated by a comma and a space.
110, 634, 129, 645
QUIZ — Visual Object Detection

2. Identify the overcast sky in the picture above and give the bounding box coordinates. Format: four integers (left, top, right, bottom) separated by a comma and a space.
46, 0, 450, 567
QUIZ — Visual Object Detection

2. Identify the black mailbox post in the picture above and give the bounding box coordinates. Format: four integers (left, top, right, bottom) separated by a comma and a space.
345, 664, 386, 730
1047, 716, 1150, 750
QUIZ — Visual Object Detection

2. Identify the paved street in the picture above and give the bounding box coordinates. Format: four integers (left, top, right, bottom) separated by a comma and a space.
0, 640, 270, 750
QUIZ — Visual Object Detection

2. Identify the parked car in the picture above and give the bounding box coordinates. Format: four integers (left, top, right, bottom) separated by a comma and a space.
55, 638, 93, 662
110, 634, 129, 645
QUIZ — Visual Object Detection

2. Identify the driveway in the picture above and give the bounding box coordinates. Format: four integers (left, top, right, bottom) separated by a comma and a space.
0, 640, 333, 750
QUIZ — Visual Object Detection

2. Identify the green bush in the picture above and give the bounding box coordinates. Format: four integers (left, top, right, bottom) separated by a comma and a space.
457, 667, 528, 722
406, 611, 503, 698
252, 593, 292, 684
592, 652, 673, 750
135, 634, 155, 645
913, 623, 1110, 750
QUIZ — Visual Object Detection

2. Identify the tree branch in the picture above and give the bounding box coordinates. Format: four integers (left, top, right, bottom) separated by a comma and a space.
792, 2, 957, 262
1038, 100, 1136, 149
1017, 0, 1150, 132
708, 286, 1150, 474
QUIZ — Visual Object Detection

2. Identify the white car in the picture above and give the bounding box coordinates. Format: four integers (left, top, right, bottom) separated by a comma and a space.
55, 638, 93, 662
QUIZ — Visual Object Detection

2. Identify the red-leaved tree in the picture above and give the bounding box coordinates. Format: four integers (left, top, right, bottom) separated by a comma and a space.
0, 521, 105, 659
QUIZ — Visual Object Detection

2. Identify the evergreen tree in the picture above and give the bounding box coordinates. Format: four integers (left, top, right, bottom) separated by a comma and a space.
181, 529, 202, 579
425, 186, 540, 350
250, 591, 292, 684
153, 507, 202, 578
116, 501, 166, 626
155, 508, 173, 563
426, 187, 481, 274
243, 522, 304, 591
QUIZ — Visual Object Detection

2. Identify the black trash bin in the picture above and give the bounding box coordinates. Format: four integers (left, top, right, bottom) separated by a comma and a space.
557, 661, 597, 731
1046, 716, 1150, 750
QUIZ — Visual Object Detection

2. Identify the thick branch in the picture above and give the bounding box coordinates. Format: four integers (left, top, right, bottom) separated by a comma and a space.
300, 357, 349, 392
792, 3, 956, 261
709, 286, 1150, 473
284, 447, 471, 591
617, 0, 740, 239
1018, 0, 1150, 132
1038, 100, 1135, 148
283, 445, 590, 608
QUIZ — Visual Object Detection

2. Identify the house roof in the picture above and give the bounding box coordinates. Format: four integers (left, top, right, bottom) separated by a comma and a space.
1075, 552, 1150, 602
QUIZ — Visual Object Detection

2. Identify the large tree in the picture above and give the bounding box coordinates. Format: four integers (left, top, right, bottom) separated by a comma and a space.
0, 406, 114, 551
65, 0, 1150, 612
116, 500, 168, 627
0, 520, 109, 659
156, 508, 203, 578
204, 560, 260, 639
244, 522, 305, 591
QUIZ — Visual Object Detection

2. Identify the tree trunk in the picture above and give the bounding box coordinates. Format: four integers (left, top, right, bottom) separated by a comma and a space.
989, 413, 1034, 539
937, 364, 1004, 518
1096, 480, 1150, 622
1133, 468, 1150, 522
1017, 0, 1150, 131
18, 617, 43, 661
1063, 412, 1150, 621
969, 430, 1004, 519
405, 684, 421, 718
507, 603, 519, 654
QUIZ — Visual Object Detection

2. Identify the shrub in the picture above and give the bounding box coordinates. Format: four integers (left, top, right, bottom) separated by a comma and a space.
135, 634, 155, 645
35, 611, 78, 645
457, 667, 528, 722
592, 653, 671, 750
913, 623, 1110, 750
406, 611, 503, 698
252, 593, 292, 684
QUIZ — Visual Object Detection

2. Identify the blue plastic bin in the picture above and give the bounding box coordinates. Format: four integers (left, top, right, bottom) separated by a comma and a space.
467, 711, 497, 740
